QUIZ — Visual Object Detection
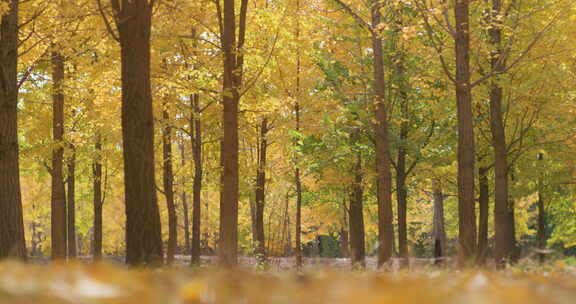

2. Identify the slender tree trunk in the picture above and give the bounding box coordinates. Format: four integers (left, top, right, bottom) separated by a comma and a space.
67, 149, 77, 258
537, 189, 546, 263
51, 49, 67, 260
477, 166, 489, 265
293, 0, 304, 270
0, 0, 26, 260
349, 151, 365, 269
92, 134, 103, 260
112, 0, 163, 266
219, 0, 248, 268
191, 94, 203, 266
396, 96, 409, 268
488, 0, 514, 268
340, 203, 350, 258
454, 0, 477, 266
432, 179, 446, 265
178, 140, 191, 255
254, 118, 268, 263
371, 0, 394, 267
162, 105, 177, 264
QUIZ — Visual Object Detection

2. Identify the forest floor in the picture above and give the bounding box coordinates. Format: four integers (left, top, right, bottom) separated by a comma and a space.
1, 257, 576, 304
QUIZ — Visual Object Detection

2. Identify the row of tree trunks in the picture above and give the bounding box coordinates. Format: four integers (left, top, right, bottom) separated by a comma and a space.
51, 49, 68, 260
254, 118, 269, 262
453, 0, 477, 266
92, 134, 103, 260
112, 0, 163, 266
370, 0, 394, 267
0, 0, 26, 260
162, 103, 177, 264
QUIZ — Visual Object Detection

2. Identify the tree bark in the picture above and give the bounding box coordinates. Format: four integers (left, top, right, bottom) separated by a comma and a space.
477, 166, 489, 265
396, 88, 409, 268
294, 0, 303, 271
488, 0, 514, 268
67, 149, 77, 258
537, 188, 546, 263
340, 203, 349, 258
162, 104, 177, 264
454, 0, 477, 266
191, 94, 202, 266
178, 140, 191, 255
112, 0, 163, 266
92, 134, 103, 261
254, 118, 268, 263
51, 49, 67, 260
218, 0, 248, 268
0, 0, 26, 260
432, 179, 446, 265
371, 0, 394, 267
348, 151, 365, 269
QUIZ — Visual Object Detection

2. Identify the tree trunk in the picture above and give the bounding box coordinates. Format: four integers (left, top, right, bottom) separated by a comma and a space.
340, 203, 350, 258
191, 94, 202, 266
537, 190, 546, 263
254, 118, 268, 263
349, 152, 365, 269
67, 149, 77, 258
432, 179, 446, 265
51, 49, 67, 260
218, 0, 248, 268
92, 134, 103, 260
178, 140, 191, 255
371, 0, 394, 268
293, 0, 304, 270
162, 105, 177, 264
112, 0, 163, 266
454, 0, 477, 266
0, 0, 26, 260
488, 0, 514, 268
396, 96, 409, 268
477, 166, 489, 265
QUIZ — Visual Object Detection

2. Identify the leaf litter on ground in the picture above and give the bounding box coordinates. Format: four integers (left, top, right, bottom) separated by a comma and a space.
0, 260, 576, 304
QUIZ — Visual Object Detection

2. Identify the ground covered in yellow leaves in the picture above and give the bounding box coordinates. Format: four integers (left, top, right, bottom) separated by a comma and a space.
1, 261, 576, 304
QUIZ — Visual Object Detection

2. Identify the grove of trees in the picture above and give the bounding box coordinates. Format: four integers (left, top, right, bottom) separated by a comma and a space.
0, 0, 575, 269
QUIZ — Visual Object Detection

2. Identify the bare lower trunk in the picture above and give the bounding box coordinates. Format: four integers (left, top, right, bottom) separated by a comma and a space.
340, 204, 349, 258
51, 50, 67, 260
191, 94, 202, 266
432, 179, 446, 265
488, 0, 514, 268
92, 135, 103, 260
178, 140, 191, 255
477, 167, 489, 265
113, 0, 163, 266
162, 106, 177, 264
218, 0, 247, 268
371, 0, 394, 267
537, 191, 546, 263
454, 0, 477, 266
67, 150, 77, 258
254, 118, 268, 262
0, 0, 26, 260
348, 152, 365, 269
